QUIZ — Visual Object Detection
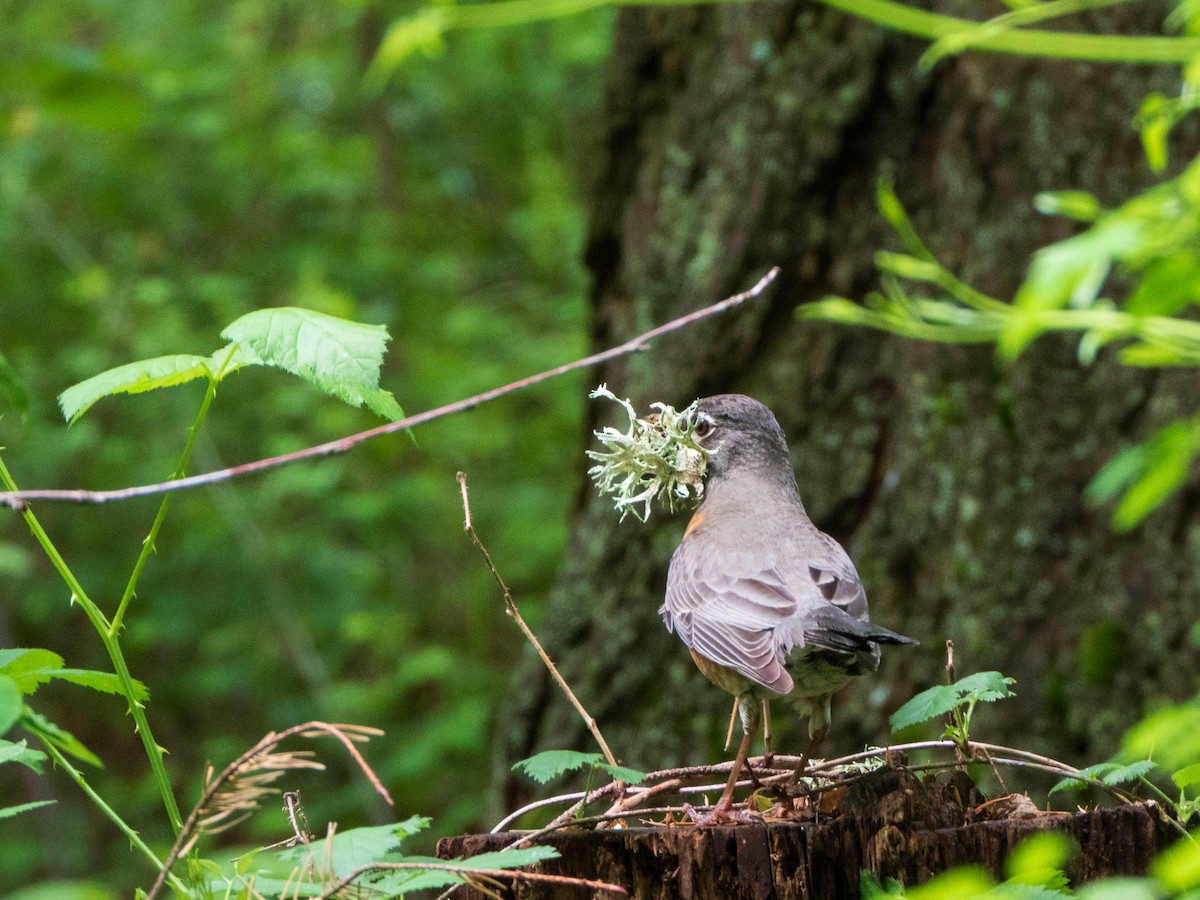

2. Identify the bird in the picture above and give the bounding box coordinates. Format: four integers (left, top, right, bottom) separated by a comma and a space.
660, 393, 917, 821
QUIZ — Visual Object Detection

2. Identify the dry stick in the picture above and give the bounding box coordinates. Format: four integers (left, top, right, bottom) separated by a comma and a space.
317, 861, 627, 898
0, 267, 780, 510
489, 738, 1147, 836
144, 722, 390, 900
458, 471, 619, 768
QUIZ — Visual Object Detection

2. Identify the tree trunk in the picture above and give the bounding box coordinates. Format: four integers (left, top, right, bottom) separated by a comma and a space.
445, 765, 1177, 898
493, 0, 1200, 821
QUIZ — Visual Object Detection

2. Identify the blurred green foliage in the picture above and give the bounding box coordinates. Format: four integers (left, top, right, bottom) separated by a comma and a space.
0, 0, 612, 892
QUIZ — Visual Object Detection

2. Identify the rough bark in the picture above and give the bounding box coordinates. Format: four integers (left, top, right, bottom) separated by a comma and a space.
445, 766, 1177, 899
492, 0, 1200, 823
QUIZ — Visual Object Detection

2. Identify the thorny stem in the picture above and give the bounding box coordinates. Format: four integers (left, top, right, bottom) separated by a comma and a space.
110, 371, 219, 636
0, 267, 780, 509
457, 471, 619, 769
36, 737, 190, 896
0, 457, 184, 834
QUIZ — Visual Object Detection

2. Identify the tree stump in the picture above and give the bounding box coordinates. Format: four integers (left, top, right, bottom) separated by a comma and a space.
438, 765, 1177, 899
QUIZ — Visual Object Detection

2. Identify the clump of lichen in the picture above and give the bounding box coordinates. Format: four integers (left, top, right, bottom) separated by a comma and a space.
587, 385, 712, 522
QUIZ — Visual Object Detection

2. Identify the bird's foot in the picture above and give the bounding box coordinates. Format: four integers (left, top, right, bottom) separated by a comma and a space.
682, 802, 762, 826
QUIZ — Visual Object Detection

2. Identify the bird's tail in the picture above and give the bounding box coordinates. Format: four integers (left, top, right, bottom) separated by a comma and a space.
805, 611, 918, 653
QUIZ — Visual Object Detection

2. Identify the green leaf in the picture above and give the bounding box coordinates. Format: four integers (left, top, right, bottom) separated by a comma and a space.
1033, 190, 1101, 222
0, 650, 146, 701
1173, 762, 1200, 790
1152, 831, 1200, 892
889, 672, 1016, 732
1049, 762, 1122, 795
221, 308, 403, 420
371, 847, 560, 894
0, 648, 64, 696
1003, 831, 1073, 890
1124, 701, 1200, 772
19, 708, 102, 767
512, 749, 606, 783
0, 738, 48, 773
0, 799, 55, 820
861, 870, 906, 898
0, 648, 64, 694
0, 676, 21, 734
52, 669, 149, 702
1100, 758, 1156, 786
600, 763, 647, 784
1075, 878, 1159, 900
275, 818, 430, 875
59, 354, 214, 423
1137, 92, 1172, 173
367, 8, 449, 86
1125, 250, 1200, 316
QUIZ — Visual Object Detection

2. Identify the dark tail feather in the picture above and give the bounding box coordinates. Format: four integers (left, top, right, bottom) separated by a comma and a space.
806, 611, 918, 652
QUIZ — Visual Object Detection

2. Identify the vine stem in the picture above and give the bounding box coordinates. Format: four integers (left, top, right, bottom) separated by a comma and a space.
111, 372, 219, 635
0, 457, 184, 833
36, 733, 190, 895
0, 267, 780, 509
817, 0, 1200, 62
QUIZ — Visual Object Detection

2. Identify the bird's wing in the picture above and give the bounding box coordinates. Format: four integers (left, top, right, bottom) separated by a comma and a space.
662, 537, 798, 694
804, 532, 868, 619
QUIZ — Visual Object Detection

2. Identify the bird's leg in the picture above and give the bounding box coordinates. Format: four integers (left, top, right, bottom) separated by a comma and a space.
688, 698, 761, 824
793, 695, 832, 789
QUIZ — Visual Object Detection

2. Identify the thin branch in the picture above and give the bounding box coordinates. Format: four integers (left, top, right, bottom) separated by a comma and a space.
145, 722, 390, 900
0, 267, 780, 509
458, 471, 619, 768
317, 860, 628, 898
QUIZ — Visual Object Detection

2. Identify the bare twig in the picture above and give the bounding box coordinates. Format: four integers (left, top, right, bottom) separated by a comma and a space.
0, 267, 780, 509
316, 860, 628, 898
145, 721, 390, 900
458, 471, 619, 768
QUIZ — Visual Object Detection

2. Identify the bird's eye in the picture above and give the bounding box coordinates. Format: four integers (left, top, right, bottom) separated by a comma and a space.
693, 415, 716, 440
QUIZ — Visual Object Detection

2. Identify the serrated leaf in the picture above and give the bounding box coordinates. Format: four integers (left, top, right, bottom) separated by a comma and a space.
1173, 763, 1200, 790
0, 651, 147, 702
512, 749, 606, 783
0, 649, 63, 695
600, 763, 647, 784
1124, 702, 1200, 772
0, 799, 55, 820
1049, 762, 1122, 795
0, 738, 47, 773
52, 669, 149, 702
373, 847, 561, 894
59, 354, 214, 423
221, 308, 403, 420
0, 676, 20, 734
890, 672, 1015, 732
1101, 758, 1156, 785
19, 708, 102, 767
275, 818, 429, 875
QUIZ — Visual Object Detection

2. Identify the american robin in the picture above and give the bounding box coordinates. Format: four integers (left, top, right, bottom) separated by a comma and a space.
660, 394, 916, 821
